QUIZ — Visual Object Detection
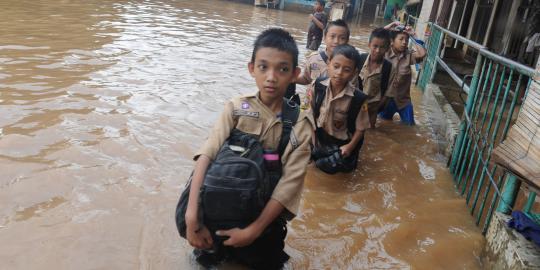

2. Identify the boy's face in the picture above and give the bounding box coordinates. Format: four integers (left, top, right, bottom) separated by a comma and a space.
368, 37, 389, 61
314, 2, 322, 12
328, 54, 356, 90
248, 47, 299, 102
324, 26, 348, 56
392, 33, 409, 53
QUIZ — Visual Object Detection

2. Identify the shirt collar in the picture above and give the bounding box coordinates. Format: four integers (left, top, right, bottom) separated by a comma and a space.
324, 78, 355, 98
388, 48, 408, 60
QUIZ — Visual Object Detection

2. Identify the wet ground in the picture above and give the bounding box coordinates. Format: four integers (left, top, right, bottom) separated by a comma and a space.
0, 0, 484, 269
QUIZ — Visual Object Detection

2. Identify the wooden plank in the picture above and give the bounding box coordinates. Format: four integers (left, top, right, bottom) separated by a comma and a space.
491, 82, 540, 186
513, 123, 535, 141
521, 103, 540, 122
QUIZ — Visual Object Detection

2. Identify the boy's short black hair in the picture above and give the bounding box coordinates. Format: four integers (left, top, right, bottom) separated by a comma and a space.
390, 29, 410, 41
329, 44, 361, 69
324, 19, 350, 40
369, 28, 390, 47
251, 28, 299, 68
315, 0, 325, 7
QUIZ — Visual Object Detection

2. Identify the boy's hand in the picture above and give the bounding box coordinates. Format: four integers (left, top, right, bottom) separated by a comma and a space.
340, 143, 354, 158
384, 21, 400, 30
216, 226, 260, 248
309, 14, 314, 21
186, 223, 213, 250
405, 26, 416, 36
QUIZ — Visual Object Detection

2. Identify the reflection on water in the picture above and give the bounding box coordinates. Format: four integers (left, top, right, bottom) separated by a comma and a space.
0, 0, 483, 269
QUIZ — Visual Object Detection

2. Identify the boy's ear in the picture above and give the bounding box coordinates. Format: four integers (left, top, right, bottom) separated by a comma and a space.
248, 62, 255, 77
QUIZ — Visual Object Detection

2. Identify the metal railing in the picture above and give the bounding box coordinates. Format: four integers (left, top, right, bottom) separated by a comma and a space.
418, 22, 540, 233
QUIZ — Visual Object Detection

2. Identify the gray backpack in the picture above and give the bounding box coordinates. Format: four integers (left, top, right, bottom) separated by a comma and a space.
175, 99, 300, 239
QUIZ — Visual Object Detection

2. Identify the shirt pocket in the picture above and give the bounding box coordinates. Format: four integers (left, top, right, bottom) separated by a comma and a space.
333, 109, 347, 130
235, 116, 263, 136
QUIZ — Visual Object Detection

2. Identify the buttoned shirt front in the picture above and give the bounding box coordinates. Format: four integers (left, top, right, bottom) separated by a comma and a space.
359, 53, 384, 103
385, 48, 416, 109
315, 78, 370, 141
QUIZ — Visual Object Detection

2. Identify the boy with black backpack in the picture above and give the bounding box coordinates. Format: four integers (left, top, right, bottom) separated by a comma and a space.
296, 19, 351, 108
177, 28, 314, 269
358, 28, 392, 128
311, 44, 369, 174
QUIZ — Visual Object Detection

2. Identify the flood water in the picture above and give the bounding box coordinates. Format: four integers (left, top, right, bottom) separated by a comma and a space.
0, 0, 485, 269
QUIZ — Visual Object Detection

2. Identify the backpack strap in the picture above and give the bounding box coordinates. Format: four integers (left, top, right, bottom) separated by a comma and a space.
311, 76, 328, 128
277, 98, 300, 156
380, 59, 392, 97
357, 54, 392, 97
357, 53, 368, 86
319, 51, 329, 64
346, 90, 368, 134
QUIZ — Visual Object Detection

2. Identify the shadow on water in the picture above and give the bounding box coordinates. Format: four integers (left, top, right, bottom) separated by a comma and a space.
0, 0, 483, 269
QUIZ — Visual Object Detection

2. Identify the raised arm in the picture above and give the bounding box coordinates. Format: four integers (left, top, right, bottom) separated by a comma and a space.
407, 27, 426, 61
310, 14, 325, 30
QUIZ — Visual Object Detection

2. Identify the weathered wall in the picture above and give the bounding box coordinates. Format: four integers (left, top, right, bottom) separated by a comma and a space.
483, 213, 540, 270
422, 83, 461, 161
415, 0, 435, 40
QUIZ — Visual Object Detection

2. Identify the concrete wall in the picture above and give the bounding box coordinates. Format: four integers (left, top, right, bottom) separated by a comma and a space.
422, 83, 461, 161
483, 213, 540, 270
415, 0, 435, 41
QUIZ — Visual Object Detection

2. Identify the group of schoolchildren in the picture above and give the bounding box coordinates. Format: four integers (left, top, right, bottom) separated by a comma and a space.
176, 2, 426, 269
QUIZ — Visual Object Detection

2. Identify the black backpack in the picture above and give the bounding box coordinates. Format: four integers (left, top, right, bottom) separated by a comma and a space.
311, 77, 368, 134
358, 53, 392, 97
175, 98, 300, 239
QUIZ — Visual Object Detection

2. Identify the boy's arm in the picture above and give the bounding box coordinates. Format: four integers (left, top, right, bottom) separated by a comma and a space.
341, 129, 364, 157
309, 14, 325, 30
341, 103, 369, 157
411, 41, 426, 62
216, 199, 284, 247
407, 27, 426, 61
185, 155, 213, 249
185, 101, 235, 249
384, 21, 400, 30
296, 60, 313, 85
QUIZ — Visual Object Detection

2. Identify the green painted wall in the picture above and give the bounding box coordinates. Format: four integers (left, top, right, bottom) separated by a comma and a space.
384, 0, 406, 19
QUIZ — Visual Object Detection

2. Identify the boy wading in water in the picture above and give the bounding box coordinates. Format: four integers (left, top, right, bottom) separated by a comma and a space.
183, 29, 314, 269
380, 22, 426, 125
306, 0, 327, 51
311, 44, 370, 174
358, 28, 392, 128
297, 19, 350, 108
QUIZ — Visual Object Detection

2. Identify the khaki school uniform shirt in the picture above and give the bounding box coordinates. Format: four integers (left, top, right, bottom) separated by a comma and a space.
359, 53, 383, 104
385, 48, 416, 109
194, 93, 314, 217
301, 51, 329, 94
315, 78, 370, 141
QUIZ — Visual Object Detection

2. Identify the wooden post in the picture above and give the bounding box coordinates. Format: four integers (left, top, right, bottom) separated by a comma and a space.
455, 0, 469, 48
482, 0, 500, 46
500, 0, 521, 55
463, 0, 479, 54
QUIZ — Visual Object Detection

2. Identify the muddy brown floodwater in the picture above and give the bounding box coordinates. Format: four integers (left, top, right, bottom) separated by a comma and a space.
0, 0, 485, 269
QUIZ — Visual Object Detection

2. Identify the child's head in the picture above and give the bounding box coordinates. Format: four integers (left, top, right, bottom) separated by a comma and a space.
314, 0, 325, 12
249, 28, 300, 101
328, 44, 360, 90
323, 19, 350, 56
368, 28, 390, 61
390, 30, 409, 53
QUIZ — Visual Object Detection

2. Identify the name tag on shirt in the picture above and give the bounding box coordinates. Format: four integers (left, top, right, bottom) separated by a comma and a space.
233, 109, 259, 118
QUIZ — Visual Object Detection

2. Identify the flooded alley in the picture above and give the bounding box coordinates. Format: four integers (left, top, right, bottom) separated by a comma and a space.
0, 0, 484, 269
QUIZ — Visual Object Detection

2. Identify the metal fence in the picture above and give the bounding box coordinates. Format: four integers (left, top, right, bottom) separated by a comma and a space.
418, 23, 539, 233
